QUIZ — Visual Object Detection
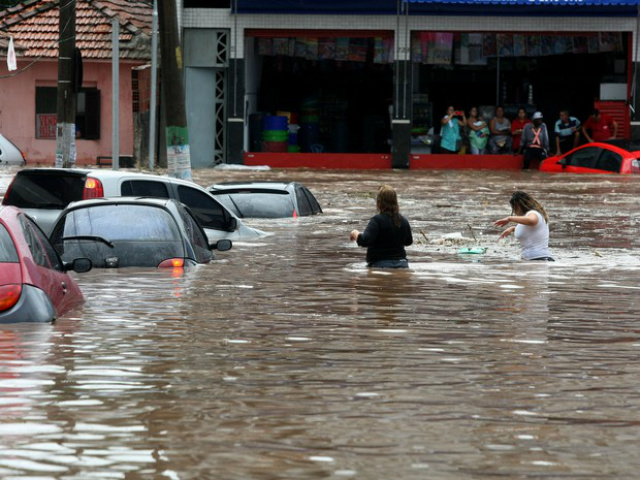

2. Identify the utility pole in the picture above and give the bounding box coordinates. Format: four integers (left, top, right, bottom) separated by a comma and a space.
157, 0, 192, 180
56, 0, 77, 168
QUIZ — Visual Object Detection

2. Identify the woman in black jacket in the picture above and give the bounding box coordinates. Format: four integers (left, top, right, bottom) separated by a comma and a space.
349, 185, 413, 268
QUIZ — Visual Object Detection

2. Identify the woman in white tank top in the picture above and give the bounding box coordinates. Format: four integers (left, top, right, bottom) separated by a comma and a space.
493, 191, 553, 261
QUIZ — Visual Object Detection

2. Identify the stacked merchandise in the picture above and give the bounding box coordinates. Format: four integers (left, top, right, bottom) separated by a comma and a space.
278, 111, 301, 153
262, 115, 289, 152
299, 98, 320, 152
288, 122, 301, 152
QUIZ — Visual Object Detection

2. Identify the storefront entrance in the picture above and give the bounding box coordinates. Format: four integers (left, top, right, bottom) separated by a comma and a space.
412, 31, 630, 140
246, 31, 394, 154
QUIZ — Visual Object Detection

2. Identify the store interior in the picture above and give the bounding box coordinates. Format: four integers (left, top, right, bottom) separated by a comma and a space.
247, 31, 629, 154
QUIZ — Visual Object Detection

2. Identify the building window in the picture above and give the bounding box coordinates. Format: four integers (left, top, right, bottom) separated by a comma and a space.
35, 86, 101, 140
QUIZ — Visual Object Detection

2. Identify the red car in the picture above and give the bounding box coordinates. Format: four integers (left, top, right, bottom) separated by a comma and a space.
0, 206, 91, 324
539, 142, 640, 174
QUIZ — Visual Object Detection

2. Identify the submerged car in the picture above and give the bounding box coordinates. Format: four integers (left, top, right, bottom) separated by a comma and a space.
1, 206, 91, 324
0, 134, 26, 166
539, 142, 640, 174
207, 181, 323, 218
49, 197, 232, 269
2, 168, 265, 242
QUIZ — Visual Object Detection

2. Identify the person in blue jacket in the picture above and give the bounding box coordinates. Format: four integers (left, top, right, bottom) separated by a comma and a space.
350, 185, 413, 268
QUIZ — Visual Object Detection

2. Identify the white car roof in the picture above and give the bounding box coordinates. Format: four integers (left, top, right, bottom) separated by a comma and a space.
23, 167, 202, 189
85, 169, 201, 188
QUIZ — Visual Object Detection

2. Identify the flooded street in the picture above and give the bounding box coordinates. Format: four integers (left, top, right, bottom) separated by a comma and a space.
1, 166, 640, 479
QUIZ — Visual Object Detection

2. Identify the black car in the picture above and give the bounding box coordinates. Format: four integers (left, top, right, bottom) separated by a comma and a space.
207, 181, 323, 218
49, 197, 231, 268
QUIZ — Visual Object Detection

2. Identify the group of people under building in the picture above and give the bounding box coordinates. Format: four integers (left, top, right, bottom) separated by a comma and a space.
438, 105, 618, 168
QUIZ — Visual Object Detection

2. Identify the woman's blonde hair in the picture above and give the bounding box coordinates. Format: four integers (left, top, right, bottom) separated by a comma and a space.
510, 191, 549, 223
377, 185, 401, 226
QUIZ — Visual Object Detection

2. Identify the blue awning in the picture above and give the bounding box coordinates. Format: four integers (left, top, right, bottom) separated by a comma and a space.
405, 0, 640, 4
403, 0, 640, 16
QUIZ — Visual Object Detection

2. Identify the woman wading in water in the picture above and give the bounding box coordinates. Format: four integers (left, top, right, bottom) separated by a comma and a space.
350, 185, 413, 268
494, 191, 554, 261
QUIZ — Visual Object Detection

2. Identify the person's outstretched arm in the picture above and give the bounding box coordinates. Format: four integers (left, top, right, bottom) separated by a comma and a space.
498, 226, 516, 240
494, 212, 539, 228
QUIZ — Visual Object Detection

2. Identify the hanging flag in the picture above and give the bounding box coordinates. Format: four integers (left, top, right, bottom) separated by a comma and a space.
7, 37, 17, 71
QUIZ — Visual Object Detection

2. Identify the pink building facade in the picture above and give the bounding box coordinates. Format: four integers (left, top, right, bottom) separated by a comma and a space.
0, 59, 143, 165
0, 0, 151, 166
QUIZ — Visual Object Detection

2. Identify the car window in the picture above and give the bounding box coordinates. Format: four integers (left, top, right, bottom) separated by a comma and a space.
19, 214, 62, 270
295, 186, 313, 216
2, 172, 85, 209
563, 147, 600, 169
301, 187, 322, 214
595, 149, 622, 173
53, 205, 181, 242
177, 186, 228, 230
28, 217, 63, 271
0, 223, 19, 262
51, 204, 185, 268
121, 180, 170, 198
178, 205, 213, 263
226, 192, 294, 218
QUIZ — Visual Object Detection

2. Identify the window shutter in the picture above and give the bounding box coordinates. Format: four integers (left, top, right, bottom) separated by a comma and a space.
84, 89, 101, 139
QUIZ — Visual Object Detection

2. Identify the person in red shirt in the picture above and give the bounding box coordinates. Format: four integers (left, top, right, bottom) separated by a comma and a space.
511, 107, 531, 152
582, 109, 618, 143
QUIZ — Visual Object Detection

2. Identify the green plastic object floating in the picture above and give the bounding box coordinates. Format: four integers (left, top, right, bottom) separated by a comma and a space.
458, 247, 487, 255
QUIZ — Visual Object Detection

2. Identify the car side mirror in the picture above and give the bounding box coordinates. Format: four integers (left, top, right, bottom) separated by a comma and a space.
227, 217, 238, 232
211, 239, 232, 251
65, 257, 93, 273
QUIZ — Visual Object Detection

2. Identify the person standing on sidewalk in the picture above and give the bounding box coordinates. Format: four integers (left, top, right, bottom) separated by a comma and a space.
582, 109, 618, 143
554, 109, 581, 155
520, 111, 549, 169
511, 107, 531, 153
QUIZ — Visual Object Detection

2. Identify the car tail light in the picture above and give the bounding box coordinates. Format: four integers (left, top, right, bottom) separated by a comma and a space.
0, 284, 21, 312
83, 177, 104, 199
292, 209, 298, 218
19, 149, 27, 165
158, 258, 185, 268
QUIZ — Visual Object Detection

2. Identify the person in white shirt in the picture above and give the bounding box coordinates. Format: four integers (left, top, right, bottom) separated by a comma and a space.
493, 191, 554, 261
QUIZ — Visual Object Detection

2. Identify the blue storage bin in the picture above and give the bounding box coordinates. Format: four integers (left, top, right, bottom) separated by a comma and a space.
263, 115, 288, 131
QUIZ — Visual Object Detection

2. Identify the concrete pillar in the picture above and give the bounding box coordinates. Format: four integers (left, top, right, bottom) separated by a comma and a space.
226, 57, 245, 164
632, 61, 640, 144
392, 59, 412, 168
392, 120, 411, 168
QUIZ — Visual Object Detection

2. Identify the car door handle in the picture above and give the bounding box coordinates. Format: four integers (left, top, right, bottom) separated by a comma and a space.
61, 282, 67, 294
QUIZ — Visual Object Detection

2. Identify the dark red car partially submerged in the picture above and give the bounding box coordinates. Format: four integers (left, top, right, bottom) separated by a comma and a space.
0, 206, 91, 324
539, 142, 640, 174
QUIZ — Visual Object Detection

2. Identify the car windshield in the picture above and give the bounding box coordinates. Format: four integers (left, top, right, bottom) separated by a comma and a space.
0, 223, 19, 262
220, 191, 295, 218
50, 204, 185, 268
2, 172, 85, 209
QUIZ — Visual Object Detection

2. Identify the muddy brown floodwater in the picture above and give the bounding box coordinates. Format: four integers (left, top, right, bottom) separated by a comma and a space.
1, 167, 640, 479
